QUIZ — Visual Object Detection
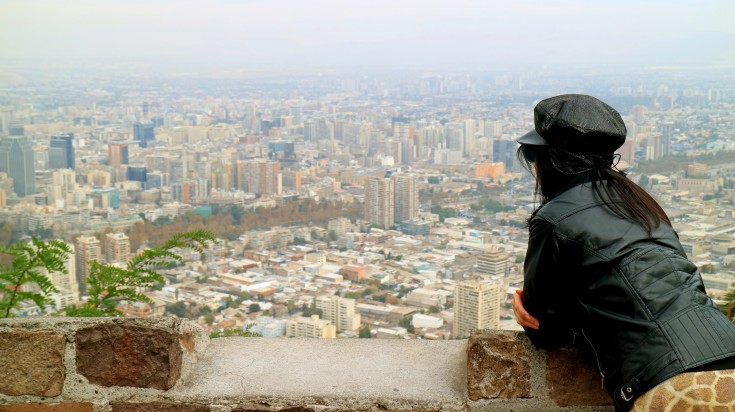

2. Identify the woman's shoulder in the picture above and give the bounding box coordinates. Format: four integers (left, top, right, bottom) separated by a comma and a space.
534, 183, 603, 222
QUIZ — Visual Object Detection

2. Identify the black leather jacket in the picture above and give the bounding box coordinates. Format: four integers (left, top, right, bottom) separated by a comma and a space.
522, 177, 735, 411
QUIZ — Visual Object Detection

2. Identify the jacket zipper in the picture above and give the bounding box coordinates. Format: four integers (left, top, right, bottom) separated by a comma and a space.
581, 329, 605, 389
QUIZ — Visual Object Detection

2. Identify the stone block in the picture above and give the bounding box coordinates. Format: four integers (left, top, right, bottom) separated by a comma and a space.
76, 323, 182, 390
467, 331, 531, 400
546, 345, 613, 407
110, 402, 209, 412
0, 403, 93, 412
0, 331, 65, 396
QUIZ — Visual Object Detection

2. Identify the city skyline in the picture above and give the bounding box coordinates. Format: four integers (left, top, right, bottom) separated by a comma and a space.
0, 19, 733, 343
1, 0, 734, 71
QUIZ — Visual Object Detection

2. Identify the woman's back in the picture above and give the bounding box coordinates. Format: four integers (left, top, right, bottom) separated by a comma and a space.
515, 94, 735, 411
525, 177, 735, 409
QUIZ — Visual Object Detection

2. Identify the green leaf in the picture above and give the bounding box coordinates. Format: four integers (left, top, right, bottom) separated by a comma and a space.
0, 236, 71, 317
78, 230, 215, 317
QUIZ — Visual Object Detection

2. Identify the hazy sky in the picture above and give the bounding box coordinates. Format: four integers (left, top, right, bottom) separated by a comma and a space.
1, 0, 734, 70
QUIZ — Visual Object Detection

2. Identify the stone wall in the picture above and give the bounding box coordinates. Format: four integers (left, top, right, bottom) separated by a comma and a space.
0, 318, 614, 411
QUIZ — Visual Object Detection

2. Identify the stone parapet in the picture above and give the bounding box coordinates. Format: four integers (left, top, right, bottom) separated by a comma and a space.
0, 318, 613, 411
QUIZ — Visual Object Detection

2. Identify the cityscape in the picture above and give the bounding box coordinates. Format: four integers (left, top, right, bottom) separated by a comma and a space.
1, 65, 734, 341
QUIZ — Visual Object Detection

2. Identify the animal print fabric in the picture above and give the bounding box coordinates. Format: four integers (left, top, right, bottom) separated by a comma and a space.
631, 369, 735, 411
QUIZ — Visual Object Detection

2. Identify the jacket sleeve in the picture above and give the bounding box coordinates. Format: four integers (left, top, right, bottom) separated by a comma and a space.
522, 217, 576, 349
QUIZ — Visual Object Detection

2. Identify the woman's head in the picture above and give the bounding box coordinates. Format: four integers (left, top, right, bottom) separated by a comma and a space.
516, 143, 621, 202
517, 94, 627, 154
517, 94, 670, 234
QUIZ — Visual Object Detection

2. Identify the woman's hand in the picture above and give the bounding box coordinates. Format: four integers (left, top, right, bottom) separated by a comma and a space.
513, 289, 540, 330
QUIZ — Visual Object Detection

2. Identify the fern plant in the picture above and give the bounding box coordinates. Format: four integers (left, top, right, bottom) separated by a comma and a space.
0, 237, 72, 318
66, 229, 216, 317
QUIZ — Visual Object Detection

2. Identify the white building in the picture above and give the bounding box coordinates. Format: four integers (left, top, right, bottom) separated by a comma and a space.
286, 315, 336, 339
453, 278, 501, 338
412, 313, 444, 329
405, 288, 445, 308
316, 295, 361, 333
249, 316, 288, 337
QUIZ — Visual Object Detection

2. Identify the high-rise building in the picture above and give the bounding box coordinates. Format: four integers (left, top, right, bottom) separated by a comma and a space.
290, 106, 303, 125
233, 160, 247, 191
660, 122, 673, 157
194, 160, 212, 182
453, 279, 501, 338
0, 108, 11, 135
0, 136, 36, 197
41, 241, 80, 309
445, 122, 464, 154
127, 166, 147, 183
170, 158, 186, 183
316, 296, 361, 333
75, 235, 101, 293
134, 123, 155, 148
618, 138, 635, 166
393, 174, 419, 224
46, 241, 79, 299
286, 315, 336, 338
476, 250, 511, 277
8, 124, 24, 136
493, 138, 516, 170
146, 171, 169, 189
146, 154, 173, 176
172, 181, 194, 204
49, 134, 75, 170
631, 105, 646, 124
245, 160, 281, 196
463, 119, 476, 157
105, 232, 130, 264
383, 140, 402, 164
49, 169, 77, 208
87, 169, 112, 187
487, 120, 503, 138
267, 140, 295, 159
400, 138, 414, 165
108, 141, 129, 167
646, 134, 664, 161
392, 119, 414, 140
365, 176, 394, 229
281, 169, 301, 190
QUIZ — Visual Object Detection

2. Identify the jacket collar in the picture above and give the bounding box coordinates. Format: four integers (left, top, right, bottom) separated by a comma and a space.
548, 171, 602, 200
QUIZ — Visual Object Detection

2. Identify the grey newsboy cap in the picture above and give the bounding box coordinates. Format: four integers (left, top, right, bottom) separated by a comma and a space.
517, 94, 627, 153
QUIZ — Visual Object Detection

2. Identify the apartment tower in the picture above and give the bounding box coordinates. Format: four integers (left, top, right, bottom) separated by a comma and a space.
476, 249, 511, 277
108, 142, 129, 167
453, 279, 501, 338
393, 174, 419, 224
316, 296, 361, 333
49, 134, 75, 170
0, 136, 35, 197
105, 232, 131, 265
75, 235, 101, 293
365, 176, 394, 229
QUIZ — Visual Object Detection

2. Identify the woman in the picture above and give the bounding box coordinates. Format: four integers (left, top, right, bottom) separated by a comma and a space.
511, 94, 735, 411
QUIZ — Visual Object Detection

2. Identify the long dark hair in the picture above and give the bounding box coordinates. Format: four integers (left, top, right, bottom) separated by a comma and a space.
517, 145, 670, 235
